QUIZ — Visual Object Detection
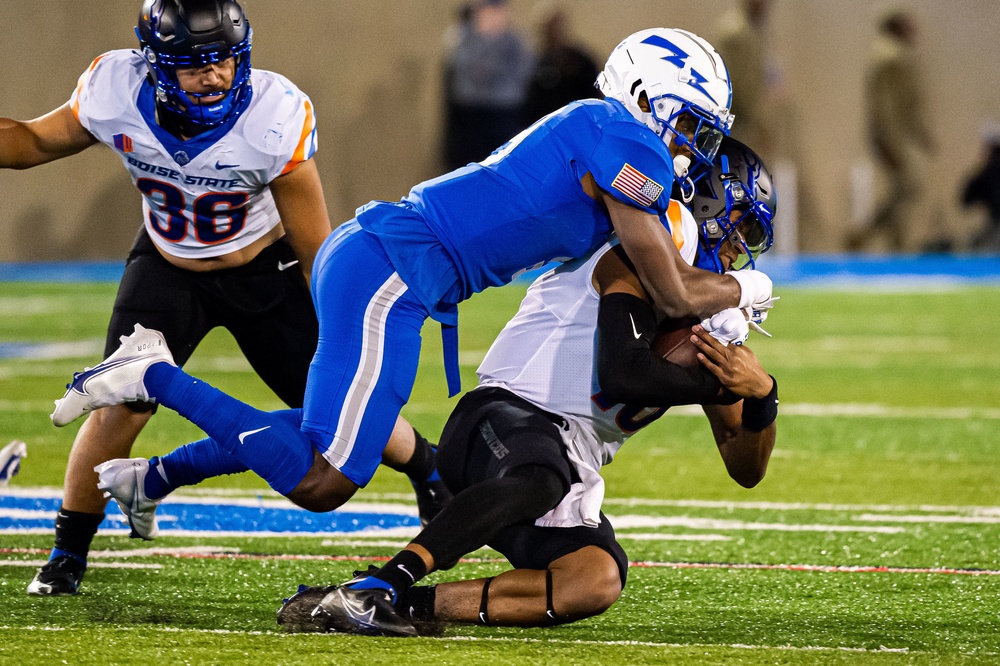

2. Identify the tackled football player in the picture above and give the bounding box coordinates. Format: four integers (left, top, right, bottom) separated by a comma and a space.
279, 137, 780, 636
2, 0, 439, 596
51, 30, 778, 568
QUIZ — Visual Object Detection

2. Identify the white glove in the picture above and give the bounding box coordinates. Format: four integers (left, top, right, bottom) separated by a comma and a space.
700, 308, 750, 346
728, 269, 773, 310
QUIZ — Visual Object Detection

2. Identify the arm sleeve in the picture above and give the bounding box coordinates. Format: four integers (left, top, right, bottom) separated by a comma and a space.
596, 291, 736, 407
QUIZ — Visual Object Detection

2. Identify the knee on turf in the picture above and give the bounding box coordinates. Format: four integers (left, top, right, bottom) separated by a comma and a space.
551, 547, 623, 620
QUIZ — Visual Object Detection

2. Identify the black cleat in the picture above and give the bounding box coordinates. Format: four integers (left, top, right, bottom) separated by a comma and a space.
277, 584, 340, 633
313, 585, 418, 637
410, 476, 453, 528
26, 555, 86, 596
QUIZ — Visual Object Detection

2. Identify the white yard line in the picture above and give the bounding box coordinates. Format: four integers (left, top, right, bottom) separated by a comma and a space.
854, 513, 1000, 524
611, 515, 905, 534
666, 403, 1000, 419
603, 497, 1000, 514
0, 560, 161, 569
615, 533, 731, 541
0, 625, 943, 655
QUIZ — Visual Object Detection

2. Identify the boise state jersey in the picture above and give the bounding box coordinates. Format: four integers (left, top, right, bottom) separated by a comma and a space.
356, 98, 676, 318
477, 200, 698, 467
70, 50, 317, 260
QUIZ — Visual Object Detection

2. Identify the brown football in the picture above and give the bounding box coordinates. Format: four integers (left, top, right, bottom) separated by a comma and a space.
650, 317, 701, 367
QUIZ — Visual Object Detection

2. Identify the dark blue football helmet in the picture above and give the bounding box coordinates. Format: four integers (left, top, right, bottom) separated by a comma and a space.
691, 137, 776, 273
136, 0, 252, 130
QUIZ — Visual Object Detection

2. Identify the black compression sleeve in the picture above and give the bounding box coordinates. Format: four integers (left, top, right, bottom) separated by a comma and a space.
597, 292, 729, 407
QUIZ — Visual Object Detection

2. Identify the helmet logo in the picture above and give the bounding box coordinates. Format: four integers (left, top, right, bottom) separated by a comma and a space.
640, 34, 719, 106
640, 34, 688, 68
173, 150, 191, 166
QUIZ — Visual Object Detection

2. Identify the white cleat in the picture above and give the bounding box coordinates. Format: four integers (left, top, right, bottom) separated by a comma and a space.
95, 457, 162, 540
0, 440, 27, 487
51, 324, 176, 427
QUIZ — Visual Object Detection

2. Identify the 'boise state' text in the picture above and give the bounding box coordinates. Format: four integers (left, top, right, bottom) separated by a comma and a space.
127, 156, 242, 189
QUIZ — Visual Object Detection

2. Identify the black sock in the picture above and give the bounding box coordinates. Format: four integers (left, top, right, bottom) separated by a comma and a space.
384, 427, 437, 483
372, 549, 428, 599
400, 585, 437, 621
52, 506, 105, 561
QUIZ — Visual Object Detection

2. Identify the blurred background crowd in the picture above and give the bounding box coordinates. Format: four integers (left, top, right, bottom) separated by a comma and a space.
2, 0, 999, 260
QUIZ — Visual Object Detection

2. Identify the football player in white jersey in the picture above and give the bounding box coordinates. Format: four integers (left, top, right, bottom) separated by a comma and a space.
1, 0, 443, 597
278, 137, 779, 636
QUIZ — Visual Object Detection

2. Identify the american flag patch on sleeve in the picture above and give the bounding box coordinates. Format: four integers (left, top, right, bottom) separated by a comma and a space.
611, 164, 664, 207
113, 133, 134, 153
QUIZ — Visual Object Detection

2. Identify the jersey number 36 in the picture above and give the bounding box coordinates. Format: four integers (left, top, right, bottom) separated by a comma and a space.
137, 178, 248, 245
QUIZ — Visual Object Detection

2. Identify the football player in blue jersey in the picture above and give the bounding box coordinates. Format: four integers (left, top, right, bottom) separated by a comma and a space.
3, 0, 442, 597
51, 29, 778, 568
277, 136, 779, 636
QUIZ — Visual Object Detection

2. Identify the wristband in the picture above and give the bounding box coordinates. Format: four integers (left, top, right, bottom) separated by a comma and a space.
728, 270, 772, 310
741, 375, 778, 432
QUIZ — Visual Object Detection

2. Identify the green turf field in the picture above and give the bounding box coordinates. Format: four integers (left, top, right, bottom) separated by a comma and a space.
1, 282, 999, 665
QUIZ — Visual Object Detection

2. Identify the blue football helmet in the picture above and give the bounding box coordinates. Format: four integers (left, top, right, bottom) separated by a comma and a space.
691, 137, 776, 273
136, 0, 252, 130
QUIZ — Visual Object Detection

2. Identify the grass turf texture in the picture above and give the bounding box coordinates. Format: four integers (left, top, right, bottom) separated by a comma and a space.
1, 282, 999, 664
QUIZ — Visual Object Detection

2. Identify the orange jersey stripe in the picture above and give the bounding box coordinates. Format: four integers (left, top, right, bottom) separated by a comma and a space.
280, 99, 315, 175
71, 55, 106, 122
666, 199, 685, 251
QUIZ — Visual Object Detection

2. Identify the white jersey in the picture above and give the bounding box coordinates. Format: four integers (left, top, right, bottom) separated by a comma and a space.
477, 200, 698, 526
69, 49, 318, 260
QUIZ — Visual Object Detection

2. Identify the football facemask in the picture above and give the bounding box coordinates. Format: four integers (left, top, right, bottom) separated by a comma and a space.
142, 33, 252, 128
696, 153, 775, 273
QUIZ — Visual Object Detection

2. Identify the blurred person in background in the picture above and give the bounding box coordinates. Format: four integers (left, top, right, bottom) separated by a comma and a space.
847, 9, 934, 252
961, 121, 1000, 252
714, 0, 773, 158
520, 3, 600, 126
443, 0, 535, 170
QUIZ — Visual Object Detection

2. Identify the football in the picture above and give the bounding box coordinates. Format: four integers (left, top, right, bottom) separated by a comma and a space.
650, 317, 701, 367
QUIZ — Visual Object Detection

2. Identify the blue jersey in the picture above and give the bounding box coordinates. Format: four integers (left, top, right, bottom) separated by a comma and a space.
356, 98, 676, 325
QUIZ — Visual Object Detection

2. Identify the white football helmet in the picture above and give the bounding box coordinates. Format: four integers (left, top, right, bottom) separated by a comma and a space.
597, 28, 734, 180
